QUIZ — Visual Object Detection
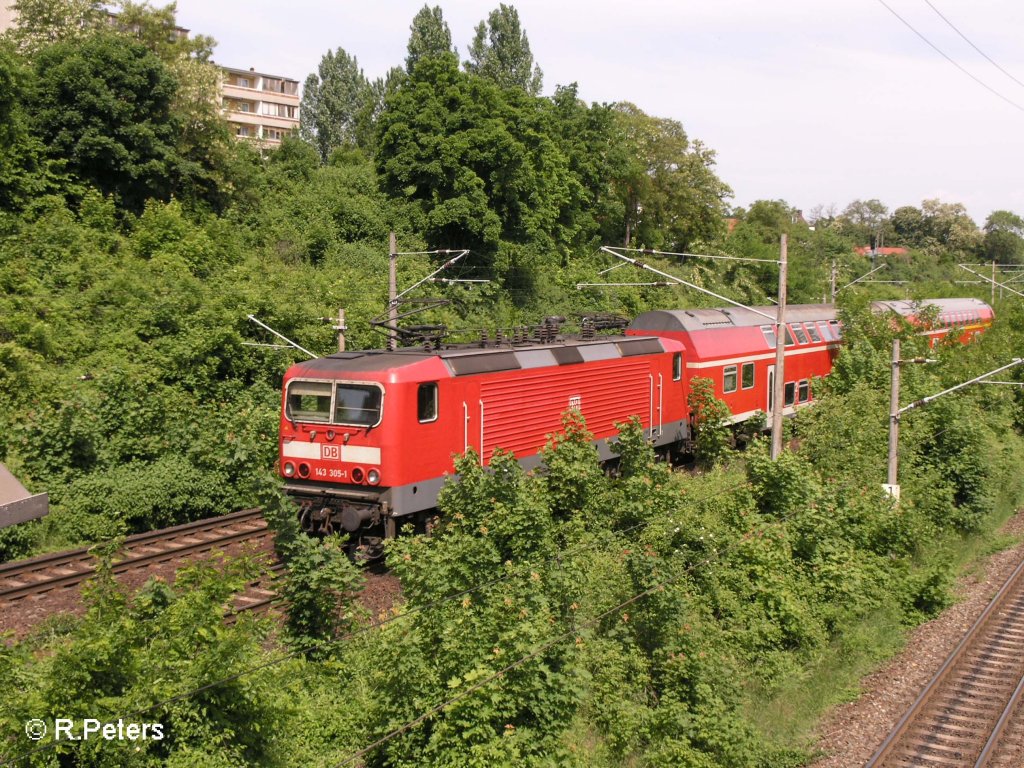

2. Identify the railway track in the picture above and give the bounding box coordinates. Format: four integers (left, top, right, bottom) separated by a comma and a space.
866, 556, 1024, 767
0, 509, 273, 604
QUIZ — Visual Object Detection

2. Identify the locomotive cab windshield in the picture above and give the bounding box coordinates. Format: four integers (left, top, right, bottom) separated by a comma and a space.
285, 379, 384, 428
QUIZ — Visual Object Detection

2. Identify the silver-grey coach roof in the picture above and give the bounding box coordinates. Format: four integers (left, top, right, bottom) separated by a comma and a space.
629, 304, 837, 333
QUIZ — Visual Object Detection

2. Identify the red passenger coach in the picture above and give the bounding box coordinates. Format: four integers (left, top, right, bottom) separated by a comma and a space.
872, 298, 994, 347
280, 335, 688, 555
627, 298, 994, 423
627, 304, 842, 422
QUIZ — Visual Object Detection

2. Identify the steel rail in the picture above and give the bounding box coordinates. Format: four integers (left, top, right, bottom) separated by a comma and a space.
975, 670, 1024, 767
0, 508, 263, 578
865, 554, 1024, 766
0, 509, 268, 602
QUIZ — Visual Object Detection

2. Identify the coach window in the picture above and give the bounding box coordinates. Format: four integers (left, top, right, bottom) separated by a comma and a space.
784, 381, 796, 407
417, 382, 438, 423
829, 320, 842, 339
784, 326, 796, 346
723, 365, 738, 394
741, 362, 755, 389
672, 352, 682, 381
804, 323, 821, 343
792, 325, 809, 344
761, 325, 777, 348
798, 379, 809, 402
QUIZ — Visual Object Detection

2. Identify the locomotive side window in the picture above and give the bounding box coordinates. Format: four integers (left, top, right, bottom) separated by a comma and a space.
334, 385, 383, 427
798, 379, 809, 402
672, 352, 682, 381
784, 381, 796, 407
418, 382, 438, 423
741, 362, 755, 389
723, 365, 738, 393
286, 381, 333, 423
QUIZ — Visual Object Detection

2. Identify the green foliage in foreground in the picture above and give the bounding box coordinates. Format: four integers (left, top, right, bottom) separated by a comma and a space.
4, 318, 1022, 766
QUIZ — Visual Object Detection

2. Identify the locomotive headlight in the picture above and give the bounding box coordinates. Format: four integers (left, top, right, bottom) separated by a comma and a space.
283, 462, 296, 478
367, 469, 380, 485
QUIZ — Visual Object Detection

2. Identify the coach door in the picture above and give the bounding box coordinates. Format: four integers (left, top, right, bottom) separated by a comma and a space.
767, 365, 775, 413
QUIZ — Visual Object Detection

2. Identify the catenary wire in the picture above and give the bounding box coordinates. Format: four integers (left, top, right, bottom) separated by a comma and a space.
922, 0, 1024, 91
874, 0, 1024, 114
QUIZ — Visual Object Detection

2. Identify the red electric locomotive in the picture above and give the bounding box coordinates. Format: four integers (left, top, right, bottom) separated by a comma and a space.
280, 334, 688, 556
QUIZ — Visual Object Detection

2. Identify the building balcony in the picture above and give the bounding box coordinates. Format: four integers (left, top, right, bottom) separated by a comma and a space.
221, 82, 300, 104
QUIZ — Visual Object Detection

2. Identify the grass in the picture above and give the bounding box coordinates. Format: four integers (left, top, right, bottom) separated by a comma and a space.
741, 600, 907, 753
742, 462, 1024, 759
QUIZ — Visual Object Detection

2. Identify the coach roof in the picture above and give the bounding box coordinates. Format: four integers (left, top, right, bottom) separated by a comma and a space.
630, 304, 837, 333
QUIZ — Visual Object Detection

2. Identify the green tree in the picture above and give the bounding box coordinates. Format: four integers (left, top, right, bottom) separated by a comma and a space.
0, 548, 285, 766
111, 1, 232, 212
405, 4, 455, 73
0, 42, 48, 209
837, 198, 888, 248
542, 84, 622, 251
3, 0, 103, 55
612, 102, 731, 251
376, 52, 571, 259
301, 47, 373, 162
688, 376, 732, 469
112, 0, 216, 63
742, 199, 804, 240
890, 204, 927, 247
28, 33, 182, 213
921, 198, 981, 256
465, 3, 543, 95
983, 209, 1024, 264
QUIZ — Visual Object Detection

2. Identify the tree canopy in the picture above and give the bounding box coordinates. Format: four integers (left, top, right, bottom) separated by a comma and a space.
300, 47, 373, 162
405, 4, 455, 73
983, 210, 1024, 264
28, 33, 182, 213
464, 3, 543, 95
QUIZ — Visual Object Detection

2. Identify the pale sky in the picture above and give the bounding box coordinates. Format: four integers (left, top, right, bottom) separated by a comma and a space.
173, 0, 1024, 225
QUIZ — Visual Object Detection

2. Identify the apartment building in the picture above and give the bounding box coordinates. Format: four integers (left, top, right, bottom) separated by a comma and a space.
221, 66, 300, 145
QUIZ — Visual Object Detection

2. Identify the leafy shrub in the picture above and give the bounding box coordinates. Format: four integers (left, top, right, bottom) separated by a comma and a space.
688, 376, 733, 469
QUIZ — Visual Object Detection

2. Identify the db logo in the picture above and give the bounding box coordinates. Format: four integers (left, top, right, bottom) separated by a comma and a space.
322, 445, 342, 461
